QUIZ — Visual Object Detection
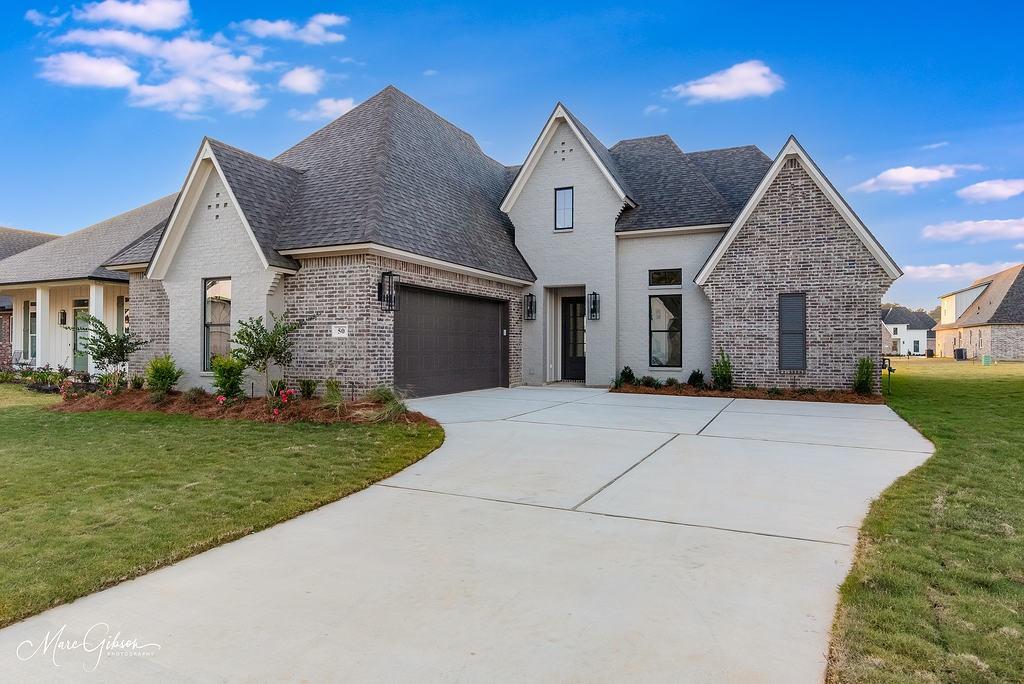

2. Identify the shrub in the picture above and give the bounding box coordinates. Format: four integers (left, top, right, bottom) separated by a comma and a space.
146, 355, 184, 393
767, 387, 783, 396
796, 387, 816, 396
211, 355, 246, 400
854, 357, 876, 395
638, 375, 662, 388
365, 385, 408, 423
322, 378, 345, 415
149, 390, 168, 405
686, 369, 705, 387
711, 349, 734, 391
58, 378, 81, 402
664, 377, 679, 387
231, 311, 311, 400
64, 314, 148, 388
184, 386, 208, 403
0, 371, 16, 384
298, 378, 319, 399
130, 374, 145, 390
618, 366, 637, 386
75, 370, 91, 383
744, 383, 757, 391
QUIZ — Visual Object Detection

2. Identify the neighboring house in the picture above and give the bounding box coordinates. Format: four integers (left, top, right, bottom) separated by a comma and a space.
880, 305, 935, 356
934, 263, 1024, 360
0, 227, 59, 365
0, 86, 901, 395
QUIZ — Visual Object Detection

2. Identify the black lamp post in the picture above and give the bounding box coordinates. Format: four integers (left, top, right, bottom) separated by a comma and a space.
587, 291, 600, 320
523, 293, 537, 321
377, 271, 400, 312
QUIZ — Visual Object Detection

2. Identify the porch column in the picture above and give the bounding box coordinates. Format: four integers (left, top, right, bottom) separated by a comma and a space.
88, 282, 106, 375
35, 286, 49, 368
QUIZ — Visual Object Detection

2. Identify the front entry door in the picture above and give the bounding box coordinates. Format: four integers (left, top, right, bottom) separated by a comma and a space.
561, 297, 586, 382
73, 307, 89, 372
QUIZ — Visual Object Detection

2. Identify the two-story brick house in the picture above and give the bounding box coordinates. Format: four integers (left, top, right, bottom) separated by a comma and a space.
0, 86, 901, 395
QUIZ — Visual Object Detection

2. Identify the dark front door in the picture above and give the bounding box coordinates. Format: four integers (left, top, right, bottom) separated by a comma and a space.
561, 297, 586, 381
394, 286, 509, 397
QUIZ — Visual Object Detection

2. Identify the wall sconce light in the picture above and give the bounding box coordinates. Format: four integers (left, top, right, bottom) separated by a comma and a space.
523, 293, 537, 321
58, 310, 67, 326
587, 291, 600, 320
377, 271, 400, 312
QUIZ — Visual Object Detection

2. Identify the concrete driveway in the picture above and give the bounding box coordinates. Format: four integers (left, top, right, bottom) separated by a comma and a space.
0, 388, 932, 682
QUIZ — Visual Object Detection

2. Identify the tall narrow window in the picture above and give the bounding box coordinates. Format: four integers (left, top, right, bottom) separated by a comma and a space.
28, 303, 37, 361
555, 187, 573, 230
779, 293, 807, 370
649, 294, 682, 367
203, 278, 232, 370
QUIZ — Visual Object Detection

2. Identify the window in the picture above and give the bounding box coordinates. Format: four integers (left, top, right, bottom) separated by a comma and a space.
892, 327, 898, 335
555, 187, 573, 230
649, 295, 681, 367
28, 303, 37, 360
913, 339, 920, 353
649, 269, 682, 286
203, 278, 232, 371
779, 293, 807, 370
891, 340, 899, 353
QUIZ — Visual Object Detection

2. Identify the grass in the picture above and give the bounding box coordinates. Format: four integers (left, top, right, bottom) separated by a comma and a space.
0, 385, 443, 628
830, 358, 1024, 682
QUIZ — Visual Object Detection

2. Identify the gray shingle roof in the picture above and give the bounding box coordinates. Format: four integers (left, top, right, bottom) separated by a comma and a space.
105, 221, 167, 267
272, 86, 534, 281
611, 136, 737, 231
936, 264, 1024, 328
880, 305, 936, 330
0, 227, 58, 261
684, 145, 773, 213
0, 194, 177, 286
558, 105, 635, 202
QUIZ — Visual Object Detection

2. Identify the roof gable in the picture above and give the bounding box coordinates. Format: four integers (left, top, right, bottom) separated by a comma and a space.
943, 264, 1024, 327
881, 305, 935, 330
694, 136, 902, 286
500, 103, 636, 214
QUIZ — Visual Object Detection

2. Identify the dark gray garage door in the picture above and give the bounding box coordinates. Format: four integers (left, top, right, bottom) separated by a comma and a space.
394, 286, 508, 397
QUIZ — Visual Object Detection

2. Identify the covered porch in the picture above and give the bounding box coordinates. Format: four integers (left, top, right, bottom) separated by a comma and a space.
2, 279, 129, 373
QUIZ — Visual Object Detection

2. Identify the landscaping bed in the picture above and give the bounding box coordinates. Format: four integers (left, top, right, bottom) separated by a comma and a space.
54, 388, 438, 426
611, 382, 885, 404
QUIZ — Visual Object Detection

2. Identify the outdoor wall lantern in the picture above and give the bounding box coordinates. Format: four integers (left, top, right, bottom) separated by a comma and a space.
377, 271, 400, 312
58, 310, 67, 326
587, 291, 601, 320
523, 293, 537, 321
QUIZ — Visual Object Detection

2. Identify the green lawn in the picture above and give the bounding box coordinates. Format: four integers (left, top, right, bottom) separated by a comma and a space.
0, 385, 443, 628
830, 358, 1024, 682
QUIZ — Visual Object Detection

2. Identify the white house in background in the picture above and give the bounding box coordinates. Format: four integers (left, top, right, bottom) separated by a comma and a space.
880, 305, 934, 356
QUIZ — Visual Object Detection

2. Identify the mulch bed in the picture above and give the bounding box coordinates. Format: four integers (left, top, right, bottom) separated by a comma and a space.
612, 383, 885, 404
52, 390, 439, 426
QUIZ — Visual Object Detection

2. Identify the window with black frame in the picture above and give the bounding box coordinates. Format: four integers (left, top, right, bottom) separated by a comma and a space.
554, 187, 573, 230
203, 278, 232, 370
649, 294, 681, 367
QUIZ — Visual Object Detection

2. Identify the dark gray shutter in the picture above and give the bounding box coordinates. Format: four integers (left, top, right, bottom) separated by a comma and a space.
22, 301, 29, 359
116, 296, 125, 334
779, 293, 806, 370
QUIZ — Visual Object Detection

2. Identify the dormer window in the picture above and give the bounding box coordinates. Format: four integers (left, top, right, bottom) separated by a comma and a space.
555, 187, 573, 230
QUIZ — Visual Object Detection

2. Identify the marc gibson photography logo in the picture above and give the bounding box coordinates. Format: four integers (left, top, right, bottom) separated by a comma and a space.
16, 622, 161, 672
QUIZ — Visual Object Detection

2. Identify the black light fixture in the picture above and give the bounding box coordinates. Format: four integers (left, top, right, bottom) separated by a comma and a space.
377, 271, 400, 312
587, 291, 600, 320
58, 309, 67, 326
523, 293, 537, 321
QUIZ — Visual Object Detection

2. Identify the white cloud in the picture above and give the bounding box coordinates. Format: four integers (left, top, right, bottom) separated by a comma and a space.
956, 179, 1024, 203
902, 262, 1019, 281
279, 66, 325, 94
666, 60, 784, 104
1016, 243, 1024, 250
74, 0, 190, 31
921, 217, 1024, 243
422, 69, 438, 77
38, 52, 139, 88
851, 164, 983, 194
289, 97, 356, 121
337, 56, 365, 66
920, 141, 949, 150
25, 9, 68, 27
239, 13, 348, 45
643, 104, 668, 116
57, 28, 160, 54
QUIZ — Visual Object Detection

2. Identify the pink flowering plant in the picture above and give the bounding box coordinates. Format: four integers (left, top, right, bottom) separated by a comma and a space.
268, 387, 297, 417
58, 378, 81, 403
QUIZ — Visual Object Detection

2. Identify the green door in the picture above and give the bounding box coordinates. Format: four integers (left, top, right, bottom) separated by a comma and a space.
73, 307, 89, 372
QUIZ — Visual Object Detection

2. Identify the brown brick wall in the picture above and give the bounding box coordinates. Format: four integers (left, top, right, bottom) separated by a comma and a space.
282, 253, 524, 397
701, 158, 895, 391
127, 272, 170, 375
0, 312, 11, 368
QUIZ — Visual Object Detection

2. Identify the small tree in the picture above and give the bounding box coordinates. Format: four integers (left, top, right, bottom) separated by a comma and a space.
64, 315, 148, 388
710, 349, 734, 391
230, 311, 309, 399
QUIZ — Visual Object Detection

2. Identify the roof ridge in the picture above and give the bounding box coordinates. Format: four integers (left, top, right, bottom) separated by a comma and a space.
611, 134, 673, 148
662, 137, 734, 215
207, 137, 304, 174
361, 88, 397, 245
0, 226, 58, 238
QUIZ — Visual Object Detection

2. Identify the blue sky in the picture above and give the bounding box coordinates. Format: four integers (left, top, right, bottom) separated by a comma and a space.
2, 1, 1023, 310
